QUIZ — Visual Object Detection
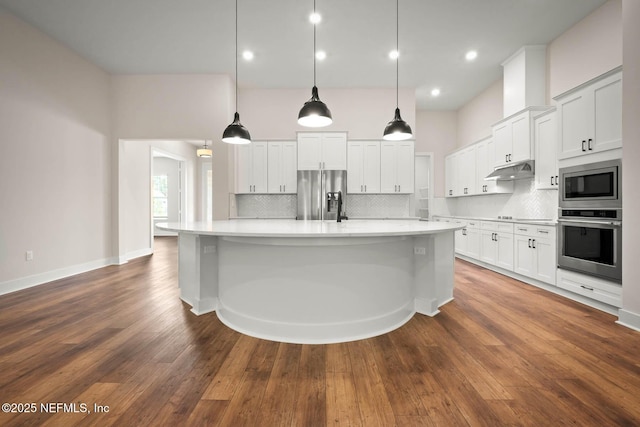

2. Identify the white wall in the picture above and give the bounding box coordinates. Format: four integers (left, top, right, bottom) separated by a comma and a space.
112, 74, 234, 259
0, 9, 111, 291
620, 0, 640, 329
548, 0, 622, 99
456, 79, 503, 148
239, 88, 415, 140
415, 111, 457, 198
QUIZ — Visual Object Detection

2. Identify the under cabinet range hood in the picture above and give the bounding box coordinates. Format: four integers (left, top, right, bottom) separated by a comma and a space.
486, 160, 534, 181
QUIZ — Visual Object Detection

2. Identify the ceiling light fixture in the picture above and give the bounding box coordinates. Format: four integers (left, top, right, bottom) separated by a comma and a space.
309, 11, 321, 24
197, 140, 213, 158
431, 88, 441, 97
465, 50, 478, 61
383, 0, 412, 141
315, 50, 326, 61
388, 50, 399, 60
298, 0, 332, 128
242, 50, 254, 60
222, 0, 251, 145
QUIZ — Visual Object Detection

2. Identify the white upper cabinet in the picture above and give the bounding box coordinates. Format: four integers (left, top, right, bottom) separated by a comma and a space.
347, 141, 381, 194
555, 68, 622, 160
297, 132, 347, 170
267, 141, 297, 194
380, 140, 415, 194
445, 152, 457, 197
235, 141, 268, 194
492, 108, 546, 168
534, 109, 558, 190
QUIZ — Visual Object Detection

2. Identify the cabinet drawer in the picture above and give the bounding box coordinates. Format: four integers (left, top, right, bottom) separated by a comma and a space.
481, 221, 514, 233
514, 224, 556, 238
556, 269, 621, 307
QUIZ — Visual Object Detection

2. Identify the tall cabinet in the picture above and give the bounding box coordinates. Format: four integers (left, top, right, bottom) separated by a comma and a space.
347, 141, 381, 193
380, 140, 415, 194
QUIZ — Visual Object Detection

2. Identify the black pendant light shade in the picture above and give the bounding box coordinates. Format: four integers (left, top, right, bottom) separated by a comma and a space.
383, 0, 413, 141
298, 0, 332, 127
222, 112, 251, 144
298, 86, 332, 127
222, 0, 251, 145
383, 107, 412, 141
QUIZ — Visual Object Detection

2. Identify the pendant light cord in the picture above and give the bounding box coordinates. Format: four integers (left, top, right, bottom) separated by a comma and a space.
396, 0, 399, 109
313, 0, 317, 86
235, 0, 238, 111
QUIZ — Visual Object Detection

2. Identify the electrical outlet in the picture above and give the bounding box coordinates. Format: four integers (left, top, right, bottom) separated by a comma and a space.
25, 250, 34, 261
414, 247, 426, 255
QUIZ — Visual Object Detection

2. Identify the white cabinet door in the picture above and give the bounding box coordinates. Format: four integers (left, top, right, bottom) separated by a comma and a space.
557, 91, 587, 159
396, 141, 415, 193
445, 153, 456, 197
280, 141, 297, 193
362, 141, 381, 193
235, 145, 252, 193
493, 121, 511, 167
533, 236, 556, 285
591, 73, 622, 153
455, 228, 466, 255
267, 142, 282, 193
514, 234, 535, 278
297, 133, 322, 170
511, 112, 531, 163
321, 133, 347, 170
347, 142, 364, 193
251, 142, 268, 193
480, 230, 497, 264
466, 227, 481, 259
495, 232, 514, 271
380, 141, 414, 193
534, 110, 558, 190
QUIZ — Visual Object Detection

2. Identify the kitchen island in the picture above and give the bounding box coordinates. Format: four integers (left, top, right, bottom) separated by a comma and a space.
157, 219, 462, 344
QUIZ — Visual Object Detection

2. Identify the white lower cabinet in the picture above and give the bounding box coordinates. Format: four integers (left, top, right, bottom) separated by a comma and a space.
455, 220, 480, 259
479, 221, 514, 271
513, 224, 556, 285
556, 268, 621, 307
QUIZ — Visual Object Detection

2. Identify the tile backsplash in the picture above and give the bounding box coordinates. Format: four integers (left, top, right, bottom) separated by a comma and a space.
233, 193, 412, 219
434, 178, 558, 219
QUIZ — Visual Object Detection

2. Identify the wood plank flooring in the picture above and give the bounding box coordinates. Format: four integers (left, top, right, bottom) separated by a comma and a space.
1, 236, 639, 426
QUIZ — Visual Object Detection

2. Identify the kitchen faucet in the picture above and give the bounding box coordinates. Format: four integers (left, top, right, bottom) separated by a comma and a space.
336, 191, 348, 223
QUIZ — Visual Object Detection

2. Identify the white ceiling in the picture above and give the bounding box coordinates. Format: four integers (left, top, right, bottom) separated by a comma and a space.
0, 0, 606, 110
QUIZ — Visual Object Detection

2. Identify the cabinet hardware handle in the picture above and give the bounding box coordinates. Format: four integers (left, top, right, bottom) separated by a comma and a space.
505, 154, 508, 163
528, 238, 532, 248
398, 185, 400, 192
538, 230, 548, 234
365, 185, 367, 192
551, 176, 554, 186
580, 285, 594, 291
532, 239, 536, 249
360, 185, 363, 192
283, 185, 286, 192
588, 138, 593, 150
582, 140, 586, 151
555, 175, 558, 186
509, 154, 512, 162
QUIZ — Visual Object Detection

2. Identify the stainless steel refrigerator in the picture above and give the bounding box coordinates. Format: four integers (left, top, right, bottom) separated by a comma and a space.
297, 170, 347, 220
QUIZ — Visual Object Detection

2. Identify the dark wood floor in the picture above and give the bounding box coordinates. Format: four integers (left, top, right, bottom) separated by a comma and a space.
1, 237, 639, 426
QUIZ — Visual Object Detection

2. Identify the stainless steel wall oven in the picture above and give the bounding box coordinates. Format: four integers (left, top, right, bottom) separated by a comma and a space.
557, 159, 622, 283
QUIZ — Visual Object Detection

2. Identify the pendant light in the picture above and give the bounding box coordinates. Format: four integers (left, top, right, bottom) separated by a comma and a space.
383, 0, 413, 141
197, 140, 213, 158
222, 0, 251, 144
298, 0, 332, 127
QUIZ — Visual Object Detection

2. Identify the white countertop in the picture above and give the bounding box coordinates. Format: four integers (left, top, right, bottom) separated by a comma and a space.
157, 219, 462, 238
433, 215, 557, 226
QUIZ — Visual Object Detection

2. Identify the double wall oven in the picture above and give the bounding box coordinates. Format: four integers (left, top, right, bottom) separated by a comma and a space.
557, 159, 622, 282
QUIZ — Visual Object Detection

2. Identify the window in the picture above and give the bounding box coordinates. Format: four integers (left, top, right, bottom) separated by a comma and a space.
153, 174, 168, 217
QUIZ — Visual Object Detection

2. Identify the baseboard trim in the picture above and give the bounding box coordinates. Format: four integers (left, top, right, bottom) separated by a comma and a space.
0, 256, 118, 297
616, 309, 640, 332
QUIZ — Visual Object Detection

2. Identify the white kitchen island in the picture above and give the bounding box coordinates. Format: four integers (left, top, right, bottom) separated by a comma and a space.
157, 219, 462, 344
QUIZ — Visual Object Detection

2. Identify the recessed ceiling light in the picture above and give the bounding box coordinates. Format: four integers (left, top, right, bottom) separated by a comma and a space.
242, 50, 254, 61
431, 88, 441, 97
315, 50, 326, 60
389, 50, 399, 60
465, 50, 478, 61
309, 12, 321, 24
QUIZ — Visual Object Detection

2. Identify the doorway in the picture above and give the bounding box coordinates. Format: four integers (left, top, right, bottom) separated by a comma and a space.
151, 150, 186, 237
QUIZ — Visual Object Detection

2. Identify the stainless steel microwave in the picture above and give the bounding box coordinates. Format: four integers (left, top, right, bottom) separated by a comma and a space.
559, 159, 621, 209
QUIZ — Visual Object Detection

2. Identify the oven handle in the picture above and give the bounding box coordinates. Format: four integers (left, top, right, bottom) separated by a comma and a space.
558, 218, 621, 227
